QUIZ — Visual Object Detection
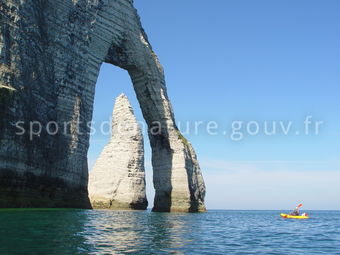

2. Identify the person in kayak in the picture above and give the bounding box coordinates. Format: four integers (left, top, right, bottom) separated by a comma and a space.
290, 204, 302, 216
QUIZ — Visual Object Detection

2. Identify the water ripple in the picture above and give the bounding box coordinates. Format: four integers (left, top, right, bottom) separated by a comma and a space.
0, 210, 339, 254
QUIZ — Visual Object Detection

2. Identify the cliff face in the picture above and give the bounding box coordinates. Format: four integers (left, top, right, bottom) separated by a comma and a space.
0, 0, 205, 212
88, 94, 147, 210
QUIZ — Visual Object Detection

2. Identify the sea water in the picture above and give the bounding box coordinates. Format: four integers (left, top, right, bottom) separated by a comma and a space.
0, 209, 339, 254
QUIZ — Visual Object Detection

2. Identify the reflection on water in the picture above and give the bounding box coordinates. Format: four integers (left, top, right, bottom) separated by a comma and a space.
0, 209, 193, 254
83, 210, 190, 254
0, 210, 340, 254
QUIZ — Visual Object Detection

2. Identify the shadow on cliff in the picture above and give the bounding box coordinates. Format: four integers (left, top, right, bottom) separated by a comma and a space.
149, 131, 173, 212
126, 67, 175, 213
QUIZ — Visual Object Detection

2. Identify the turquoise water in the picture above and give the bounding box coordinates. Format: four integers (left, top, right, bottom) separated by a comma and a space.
0, 210, 339, 254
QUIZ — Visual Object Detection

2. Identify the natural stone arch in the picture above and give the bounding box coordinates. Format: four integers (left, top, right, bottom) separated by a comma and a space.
0, 0, 205, 212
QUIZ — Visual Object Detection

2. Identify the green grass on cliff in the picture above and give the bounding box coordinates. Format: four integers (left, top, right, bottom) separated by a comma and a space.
176, 129, 190, 147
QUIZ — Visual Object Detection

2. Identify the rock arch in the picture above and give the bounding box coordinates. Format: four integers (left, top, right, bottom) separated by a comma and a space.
0, 0, 205, 212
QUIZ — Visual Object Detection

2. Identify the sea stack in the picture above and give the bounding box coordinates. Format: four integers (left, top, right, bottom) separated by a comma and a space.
88, 94, 147, 210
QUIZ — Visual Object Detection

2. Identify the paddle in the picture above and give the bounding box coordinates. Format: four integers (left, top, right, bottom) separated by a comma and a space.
289, 204, 302, 216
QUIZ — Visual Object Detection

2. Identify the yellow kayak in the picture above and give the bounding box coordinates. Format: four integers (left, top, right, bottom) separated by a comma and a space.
280, 213, 309, 219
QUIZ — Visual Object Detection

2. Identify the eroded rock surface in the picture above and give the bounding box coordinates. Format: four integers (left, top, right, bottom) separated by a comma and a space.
88, 94, 147, 210
0, 0, 205, 211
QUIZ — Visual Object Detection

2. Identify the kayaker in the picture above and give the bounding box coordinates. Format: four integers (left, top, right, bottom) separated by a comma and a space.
290, 204, 302, 216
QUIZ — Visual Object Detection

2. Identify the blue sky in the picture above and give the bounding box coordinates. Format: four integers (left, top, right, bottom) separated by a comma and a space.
88, 0, 340, 210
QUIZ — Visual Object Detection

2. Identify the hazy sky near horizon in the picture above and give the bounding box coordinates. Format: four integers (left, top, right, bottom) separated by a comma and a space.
88, 0, 340, 210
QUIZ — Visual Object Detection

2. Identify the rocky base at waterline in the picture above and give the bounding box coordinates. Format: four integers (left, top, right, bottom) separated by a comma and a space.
0, 170, 90, 208
88, 94, 147, 210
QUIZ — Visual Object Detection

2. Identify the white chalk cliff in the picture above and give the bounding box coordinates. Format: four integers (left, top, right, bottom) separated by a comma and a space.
0, 0, 205, 211
88, 94, 147, 209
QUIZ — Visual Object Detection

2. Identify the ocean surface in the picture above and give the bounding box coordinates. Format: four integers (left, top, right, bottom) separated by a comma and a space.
0, 209, 339, 254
